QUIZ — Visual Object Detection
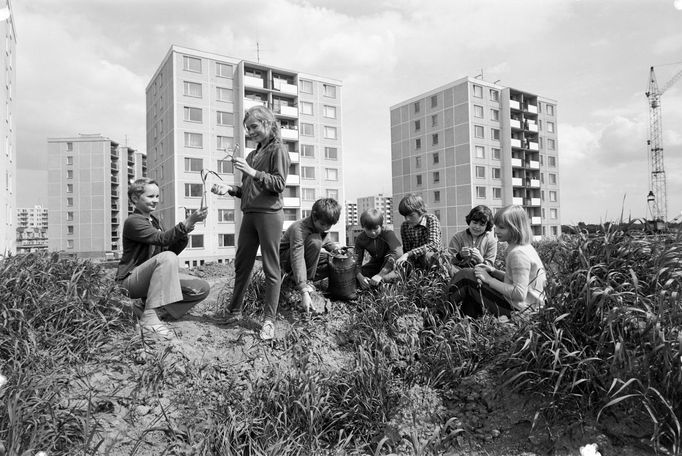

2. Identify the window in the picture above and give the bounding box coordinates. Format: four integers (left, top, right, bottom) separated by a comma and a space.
415, 120, 421, 131
300, 79, 313, 93
474, 125, 484, 139
216, 87, 233, 102
432, 152, 439, 164
492, 148, 501, 160
217, 136, 232, 151
218, 234, 235, 247
476, 186, 486, 198
183, 56, 201, 73
490, 109, 499, 121
415, 138, 421, 149
302, 209, 312, 218
301, 144, 315, 158
66, 170, 73, 179
432, 134, 439, 146
549, 173, 557, 184
302, 188, 316, 201
492, 167, 501, 179
491, 128, 500, 140
415, 156, 422, 168
490, 89, 499, 102
547, 121, 555, 133
300, 101, 313, 115
541, 173, 545, 184
323, 84, 337, 98
326, 189, 339, 200
216, 111, 233, 126
324, 147, 338, 160
474, 105, 484, 118
301, 123, 314, 136
549, 190, 557, 202
301, 166, 315, 179
67, 226, 74, 235
66, 156, 73, 165
539, 137, 544, 149
184, 157, 203, 172
475, 166, 485, 178
431, 114, 438, 127
434, 190, 440, 202
66, 197, 73, 207
538, 120, 543, 131
414, 101, 420, 113
475, 146, 485, 158
548, 156, 557, 167
493, 187, 502, 199
416, 174, 422, 186
547, 104, 555, 116
217, 209, 235, 222
473, 85, 483, 98
325, 168, 338, 181
324, 126, 337, 140
216, 62, 232, 78
217, 159, 233, 174
189, 234, 204, 248
66, 142, 73, 151
66, 212, 74, 221
433, 171, 440, 183
185, 183, 202, 197
550, 208, 558, 219
67, 240, 74, 249
184, 132, 203, 148
184, 107, 202, 122
66, 184, 73, 193
323, 105, 336, 118
431, 95, 438, 108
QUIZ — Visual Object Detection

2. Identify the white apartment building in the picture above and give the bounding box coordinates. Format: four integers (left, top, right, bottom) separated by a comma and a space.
16, 205, 48, 254
390, 76, 560, 244
145, 45, 345, 267
357, 194, 393, 227
0, 0, 16, 257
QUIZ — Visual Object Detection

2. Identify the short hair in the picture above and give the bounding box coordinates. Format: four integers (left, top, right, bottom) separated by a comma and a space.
243, 105, 281, 141
493, 205, 532, 245
128, 178, 158, 201
398, 193, 426, 217
311, 198, 341, 225
465, 205, 494, 231
360, 208, 384, 229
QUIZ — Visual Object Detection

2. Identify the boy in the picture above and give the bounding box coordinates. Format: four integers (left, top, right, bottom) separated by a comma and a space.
395, 193, 442, 269
354, 208, 403, 289
280, 198, 342, 310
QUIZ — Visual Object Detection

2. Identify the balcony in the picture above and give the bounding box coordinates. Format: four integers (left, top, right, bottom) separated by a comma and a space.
512, 197, 524, 205
283, 197, 301, 207
510, 119, 521, 129
511, 138, 522, 148
531, 197, 541, 206
244, 98, 266, 110
244, 75, 264, 88
528, 142, 539, 151
289, 151, 299, 163
281, 127, 299, 141
526, 104, 538, 114
273, 79, 298, 95
510, 100, 521, 110
286, 174, 300, 186
530, 179, 540, 188
277, 105, 298, 117
531, 216, 542, 225
512, 177, 523, 186
511, 158, 523, 167
527, 122, 538, 132
529, 160, 540, 169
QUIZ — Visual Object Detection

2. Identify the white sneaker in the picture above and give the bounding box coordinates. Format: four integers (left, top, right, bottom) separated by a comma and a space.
259, 319, 275, 341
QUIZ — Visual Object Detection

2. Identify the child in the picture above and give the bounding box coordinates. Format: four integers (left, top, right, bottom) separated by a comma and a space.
116, 178, 210, 339
448, 205, 497, 271
279, 198, 342, 311
449, 205, 546, 318
211, 105, 290, 340
354, 208, 403, 289
395, 194, 442, 269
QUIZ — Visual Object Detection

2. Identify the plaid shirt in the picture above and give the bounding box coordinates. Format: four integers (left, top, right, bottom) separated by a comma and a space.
400, 213, 442, 259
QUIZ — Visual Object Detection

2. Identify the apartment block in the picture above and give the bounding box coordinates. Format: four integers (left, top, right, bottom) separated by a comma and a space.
390, 77, 560, 244
357, 194, 393, 227
0, 0, 16, 257
47, 135, 146, 258
345, 201, 358, 226
16, 205, 48, 253
145, 45, 345, 267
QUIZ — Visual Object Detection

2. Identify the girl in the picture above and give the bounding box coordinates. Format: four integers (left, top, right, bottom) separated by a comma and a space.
449, 205, 546, 318
212, 105, 290, 340
448, 205, 497, 270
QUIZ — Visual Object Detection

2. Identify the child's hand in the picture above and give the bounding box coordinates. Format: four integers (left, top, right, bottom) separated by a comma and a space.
211, 183, 233, 196
469, 247, 484, 264
396, 253, 409, 267
357, 275, 371, 290
474, 264, 493, 284
301, 291, 312, 313
370, 274, 383, 287
184, 208, 208, 232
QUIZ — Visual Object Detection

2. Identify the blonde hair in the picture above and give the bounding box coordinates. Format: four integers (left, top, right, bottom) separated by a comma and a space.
243, 105, 281, 141
493, 205, 532, 245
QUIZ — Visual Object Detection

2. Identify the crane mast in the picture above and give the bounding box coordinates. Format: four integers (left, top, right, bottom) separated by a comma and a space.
645, 66, 666, 222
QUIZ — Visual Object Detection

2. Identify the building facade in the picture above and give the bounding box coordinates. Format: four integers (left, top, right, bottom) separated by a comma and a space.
0, 0, 16, 258
390, 77, 560, 244
357, 194, 393, 227
47, 135, 145, 258
16, 205, 48, 253
345, 201, 358, 226
145, 45, 345, 267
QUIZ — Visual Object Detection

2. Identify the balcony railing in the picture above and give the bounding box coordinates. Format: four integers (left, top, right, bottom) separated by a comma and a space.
510, 119, 521, 129
527, 123, 538, 132
511, 158, 523, 167
244, 98, 266, 110
510, 100, 521, 110
529, 160, 540, 169
281, 128, 299, 141
244, 75, 264, 88
526, 104, 538, 114
528, 142, 539, 151
289, 152, 300, 163
273, 79, 298, 95
530, 179, 540, 187
512, 177, 523, 186
512, 197, 524, 205
283, 197, 301, 207
511, 138, 522, 148
277, 105, 298, 117
286, 174, 300, 186
531, 216, 542, 225
531, 197, 541, 206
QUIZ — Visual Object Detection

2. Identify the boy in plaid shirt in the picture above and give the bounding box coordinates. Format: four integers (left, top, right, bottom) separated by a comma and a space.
395, 194, 442, 270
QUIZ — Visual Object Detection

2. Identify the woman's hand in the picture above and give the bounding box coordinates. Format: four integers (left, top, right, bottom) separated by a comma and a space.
232, 157, 256, 178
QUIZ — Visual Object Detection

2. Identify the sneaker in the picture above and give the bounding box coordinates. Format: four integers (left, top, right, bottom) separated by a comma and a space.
259, 319, 275, 341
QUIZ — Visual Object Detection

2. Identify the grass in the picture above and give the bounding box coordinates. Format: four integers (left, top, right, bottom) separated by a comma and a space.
1, 227, 681, 455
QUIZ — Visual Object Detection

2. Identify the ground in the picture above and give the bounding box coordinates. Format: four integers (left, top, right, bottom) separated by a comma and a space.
77, 270, 657, 456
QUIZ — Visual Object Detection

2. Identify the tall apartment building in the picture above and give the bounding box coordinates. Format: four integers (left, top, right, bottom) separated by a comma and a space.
16, 205, 48, 253
345, 201, 358, 226
146, 45, 345, 267
357, 194, 393, 227
390, 77, 560, 244
47, 135, 146, 258
0, 0, 16, 257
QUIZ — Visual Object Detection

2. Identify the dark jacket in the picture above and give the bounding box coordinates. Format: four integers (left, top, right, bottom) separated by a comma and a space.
354, 229, 403, 270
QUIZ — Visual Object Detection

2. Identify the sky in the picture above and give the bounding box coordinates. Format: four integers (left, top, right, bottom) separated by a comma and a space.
13, 0, 682, 224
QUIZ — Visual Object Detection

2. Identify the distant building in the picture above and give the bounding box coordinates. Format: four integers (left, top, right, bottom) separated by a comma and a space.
47, 135, 146, 259
16, 205, 48, 254
345, 201, 358, 226
390, 76, 561, 243
0, 0, 16, 258
145, 45, 345, 267
357, 194, 393, 226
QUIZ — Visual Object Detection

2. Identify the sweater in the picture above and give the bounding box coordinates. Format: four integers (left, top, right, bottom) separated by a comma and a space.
448, 229, 497, 267
501, 244, 546, 311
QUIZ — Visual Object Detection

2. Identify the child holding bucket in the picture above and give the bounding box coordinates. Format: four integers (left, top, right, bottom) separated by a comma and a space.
354, 208, 403, 289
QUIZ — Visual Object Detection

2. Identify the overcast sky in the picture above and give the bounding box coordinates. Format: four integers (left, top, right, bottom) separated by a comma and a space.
13, 0, 682, 224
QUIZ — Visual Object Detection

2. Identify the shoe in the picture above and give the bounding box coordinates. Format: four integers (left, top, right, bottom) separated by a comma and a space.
259, 320, 275, 341
137, 323, 175, 340
222, 311, 243, 325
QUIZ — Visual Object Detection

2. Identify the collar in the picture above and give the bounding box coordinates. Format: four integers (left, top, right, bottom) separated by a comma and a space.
417, 215, 428, 228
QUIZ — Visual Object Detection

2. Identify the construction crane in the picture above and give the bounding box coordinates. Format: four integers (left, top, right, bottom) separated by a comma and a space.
645, 65, 682, 225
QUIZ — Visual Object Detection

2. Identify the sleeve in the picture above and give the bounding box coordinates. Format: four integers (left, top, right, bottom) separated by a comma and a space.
383, 230, 403, 258
123, 216, 188, 250
407, 214, 441, 259
287, 225, 309, 290
253, 144, 289, 193
354, 236, 366, 266
482, 233, 498, 266
229, 186, 243, 198
400, 222, 413, 253
448, 233, 467, 266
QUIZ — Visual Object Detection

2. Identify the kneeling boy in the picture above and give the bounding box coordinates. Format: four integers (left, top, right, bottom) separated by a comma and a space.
355, 209, 403, 289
